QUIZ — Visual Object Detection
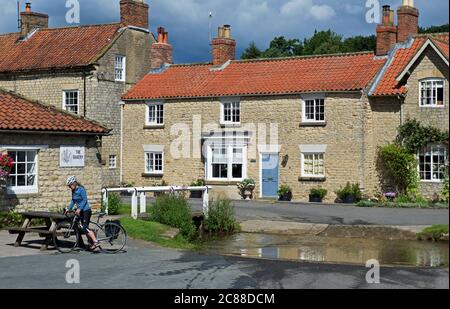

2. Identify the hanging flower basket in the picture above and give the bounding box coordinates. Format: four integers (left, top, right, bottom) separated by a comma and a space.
0, 153, 14, 189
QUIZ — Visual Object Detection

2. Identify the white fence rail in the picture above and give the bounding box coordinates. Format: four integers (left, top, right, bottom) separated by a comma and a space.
101, 186, 212, 219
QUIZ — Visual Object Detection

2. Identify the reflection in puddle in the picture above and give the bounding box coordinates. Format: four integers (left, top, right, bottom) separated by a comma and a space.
205, 233, 449, 267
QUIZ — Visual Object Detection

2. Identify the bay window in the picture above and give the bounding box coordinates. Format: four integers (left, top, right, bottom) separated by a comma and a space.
206, 142, 247, 181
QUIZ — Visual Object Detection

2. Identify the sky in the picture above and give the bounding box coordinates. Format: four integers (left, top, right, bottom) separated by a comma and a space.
0, 0, 448, 63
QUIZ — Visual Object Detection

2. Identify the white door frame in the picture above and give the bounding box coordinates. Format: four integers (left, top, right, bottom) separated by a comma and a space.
258, 145, 281, 198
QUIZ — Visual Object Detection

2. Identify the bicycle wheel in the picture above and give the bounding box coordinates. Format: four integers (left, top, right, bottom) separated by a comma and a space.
96, 222, 127, 254
53, 221, 79, 253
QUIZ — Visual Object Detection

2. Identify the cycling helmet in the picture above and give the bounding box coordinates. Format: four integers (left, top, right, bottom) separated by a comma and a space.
66, 176, 77, 186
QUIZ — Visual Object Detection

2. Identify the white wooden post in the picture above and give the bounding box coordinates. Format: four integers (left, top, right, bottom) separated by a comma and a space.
139, 192, 146, 214
102, 189, 109, 215
202, 187, 209, 218
131, 190, 138, 219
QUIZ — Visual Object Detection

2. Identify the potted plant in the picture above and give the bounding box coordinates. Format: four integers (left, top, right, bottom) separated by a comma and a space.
190, 179, 205, 199
309, 187, 327, 203
336, 182, 362, 204
237, 179, 256, 200
0, 153, 14, 189
278, 184, 293, 201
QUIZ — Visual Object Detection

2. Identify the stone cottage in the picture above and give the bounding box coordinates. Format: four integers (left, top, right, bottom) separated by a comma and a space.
0, 88, 110, 211
120, 1, 449, 201
0, 0, 171, 188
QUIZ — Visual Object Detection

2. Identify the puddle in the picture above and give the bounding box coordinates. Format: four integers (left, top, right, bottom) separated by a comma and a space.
204, 233, 449, 268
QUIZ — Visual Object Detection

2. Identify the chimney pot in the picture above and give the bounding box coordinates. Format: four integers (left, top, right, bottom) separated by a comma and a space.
163, 32, 169, 44
25, 3, 31, 12
150, 26, 173, 69
20, 4, 49, 37
212, 25, 236, 65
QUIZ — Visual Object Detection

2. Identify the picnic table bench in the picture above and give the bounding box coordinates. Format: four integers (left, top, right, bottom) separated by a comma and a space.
6, 212, 68, 251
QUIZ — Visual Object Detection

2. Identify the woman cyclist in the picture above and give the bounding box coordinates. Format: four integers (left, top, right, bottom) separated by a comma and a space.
65, 176, 99, 250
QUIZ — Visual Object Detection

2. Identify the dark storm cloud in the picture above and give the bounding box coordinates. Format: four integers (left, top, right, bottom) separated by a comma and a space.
0, 0, 448, 63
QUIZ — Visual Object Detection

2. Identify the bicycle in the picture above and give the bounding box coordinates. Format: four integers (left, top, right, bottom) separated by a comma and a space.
53, 211, 127, 254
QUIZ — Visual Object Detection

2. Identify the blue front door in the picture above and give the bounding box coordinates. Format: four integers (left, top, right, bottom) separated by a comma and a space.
261, 153, 279, 198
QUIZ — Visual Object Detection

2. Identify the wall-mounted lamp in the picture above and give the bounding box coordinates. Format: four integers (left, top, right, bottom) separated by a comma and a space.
281, 154, 289, 167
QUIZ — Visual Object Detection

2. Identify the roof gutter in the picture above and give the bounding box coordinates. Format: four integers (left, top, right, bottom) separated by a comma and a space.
122, 90, 365, 103
0, 129, 111, 136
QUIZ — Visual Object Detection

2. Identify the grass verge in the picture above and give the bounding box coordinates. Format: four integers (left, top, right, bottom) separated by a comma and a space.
120, 217, 202, 250
417, 225, 449, 241
356, 200, 449, 209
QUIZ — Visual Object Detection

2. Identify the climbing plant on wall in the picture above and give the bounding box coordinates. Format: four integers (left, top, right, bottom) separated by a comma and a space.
397, 119, 449, 154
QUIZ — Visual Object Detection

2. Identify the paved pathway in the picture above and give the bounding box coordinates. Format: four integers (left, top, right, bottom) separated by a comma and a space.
0, 233, 447, 289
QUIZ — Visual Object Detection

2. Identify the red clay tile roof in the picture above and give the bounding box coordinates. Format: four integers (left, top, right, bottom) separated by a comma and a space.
372, 34, 449, 96
122, 52, 387, 100
0, 24, 122, 73
0, 89, 109, 134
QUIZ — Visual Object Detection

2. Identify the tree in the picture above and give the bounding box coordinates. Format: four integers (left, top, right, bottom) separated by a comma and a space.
302, 30, 343, 55
342, 35, 376, 53
262, 36, 303, 58
419, 24, 449, 34
241, 41, 262, 60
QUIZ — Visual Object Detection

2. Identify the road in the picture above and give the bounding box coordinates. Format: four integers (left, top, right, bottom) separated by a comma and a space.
0, 239, 448, 289
122, 197, 449, 226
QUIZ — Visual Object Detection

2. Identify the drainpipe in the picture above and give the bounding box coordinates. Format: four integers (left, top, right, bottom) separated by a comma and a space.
119, 100, 125, 185
83, 72, 87, 118
360, 90, 367, 191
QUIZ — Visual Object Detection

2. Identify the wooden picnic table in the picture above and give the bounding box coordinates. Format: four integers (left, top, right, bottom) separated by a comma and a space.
7, 212, 68, 251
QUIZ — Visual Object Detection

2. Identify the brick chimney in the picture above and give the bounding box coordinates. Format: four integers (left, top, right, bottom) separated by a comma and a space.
120, 0, 149, 29
376, 5, 397, 55
397, 0, 419, 43
20, 3, 48, 37
212, 25, 236, 66
150, 27, 173, 69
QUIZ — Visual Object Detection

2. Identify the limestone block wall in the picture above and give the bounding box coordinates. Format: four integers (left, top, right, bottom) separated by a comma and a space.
0, 133, 103, 212
122, 93, 371, 202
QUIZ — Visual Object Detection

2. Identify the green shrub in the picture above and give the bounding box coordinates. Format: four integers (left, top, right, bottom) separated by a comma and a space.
310, 187, 327, 199
277, 184, 292, 196
417, 225, 449, 241
0, 211, 23, 228
190, 179, 205, 187
379, 144, 418, 195
336, 182, 362, 201
105, 193, 122, 215
151, 194, 196, 240
204, 199, 238, 233
442, 168, 449, 203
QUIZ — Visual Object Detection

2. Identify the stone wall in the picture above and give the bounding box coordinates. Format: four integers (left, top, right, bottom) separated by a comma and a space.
402, 45, 449, 198
122, 93, 371, 202
0, 133, 103, 212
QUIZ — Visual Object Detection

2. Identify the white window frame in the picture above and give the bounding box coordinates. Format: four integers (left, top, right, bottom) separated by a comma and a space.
419, 78, 445, 108
6, 149, 39, 195
62, 90, 80, 115
220, 98, 241, 125
301, 94, 326, 123
145, 102, 164, 126
109, 155, 117, 169
144, 151, 164, 175
206, 143, 247, 181
114, 55, 126, 82
417, 145, 448, 183
299, 145, 327, 178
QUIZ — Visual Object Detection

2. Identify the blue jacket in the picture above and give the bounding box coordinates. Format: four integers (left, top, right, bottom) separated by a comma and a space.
69, 186, 91, 212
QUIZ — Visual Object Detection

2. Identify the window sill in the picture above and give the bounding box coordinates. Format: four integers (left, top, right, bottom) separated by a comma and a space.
299, 122, 327, 127
420, 180, 444, 184
142, 173, 164, 178
6, 188, 39, 196
419, 106, 446, 109
205, 180, 241, 186
220, 123, 241, 128
144, 125, 165, 130
298, 176, 326, 182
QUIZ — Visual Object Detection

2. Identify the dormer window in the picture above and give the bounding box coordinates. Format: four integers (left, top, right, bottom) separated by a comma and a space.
114, 55, 126, 82
420, 79, 445, 107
